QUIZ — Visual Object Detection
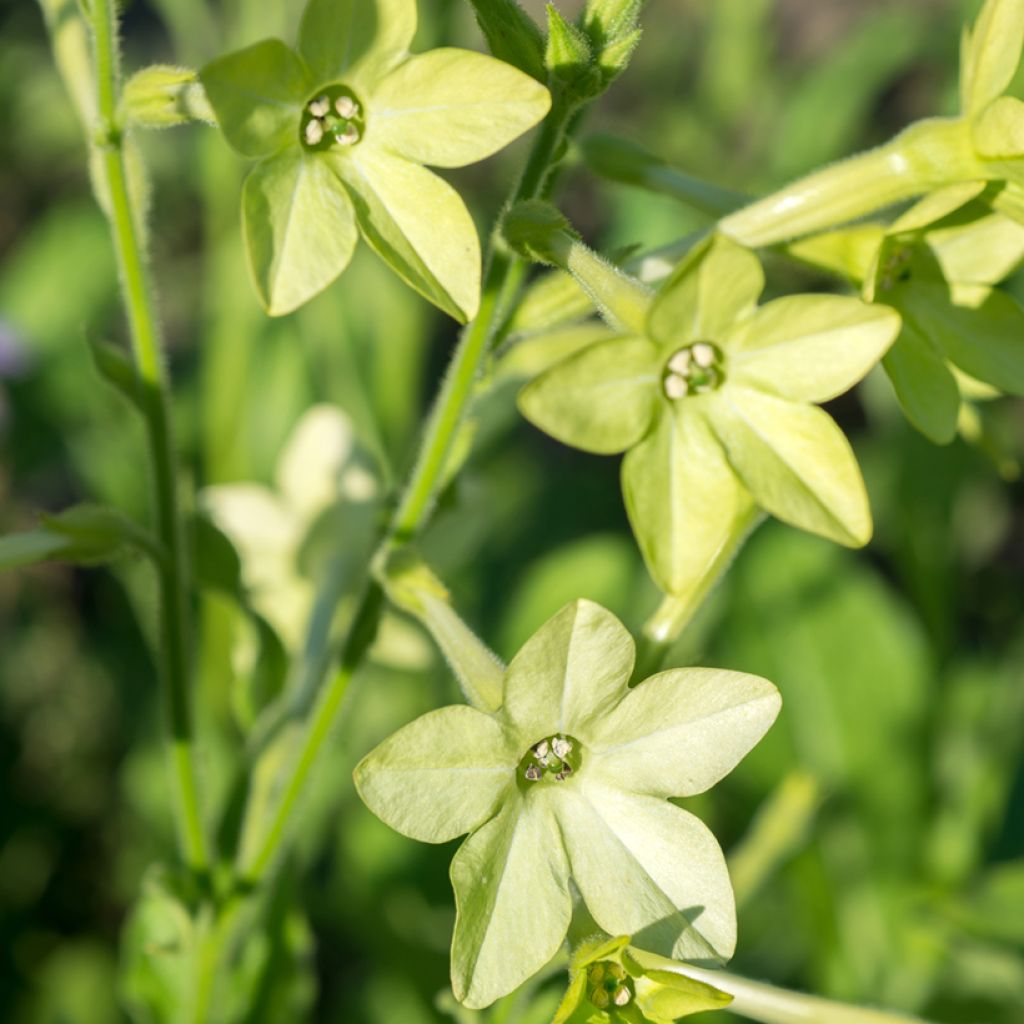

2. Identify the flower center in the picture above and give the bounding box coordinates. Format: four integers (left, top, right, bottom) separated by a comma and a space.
517, 734, 582, 787
586, 960, 634, 1010
300, 85, 365, 151
662, 342, 725, 399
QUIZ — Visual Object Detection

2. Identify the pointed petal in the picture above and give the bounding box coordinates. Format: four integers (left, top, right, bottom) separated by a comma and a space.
588, 668, 780, 797
353, 705, 518, 843
882, 325, 961, 444
370, 49, 551, 168
329, 146, 481, 321
960, 0, 1024, 116
298, 0, 415, 88
647, 235, 764, 349
200, 39, 311, 157
501, 600, 634, 744
451, 794, 571, 1008
243, 151, 358, 315
726, 295, 900, 403
518, 336, 660, 455
708, 388, 872, 547
555, 781, 736, 962
622, 405, 755, 597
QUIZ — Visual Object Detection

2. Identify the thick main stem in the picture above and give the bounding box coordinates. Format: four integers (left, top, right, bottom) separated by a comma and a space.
90, 0, 208, 874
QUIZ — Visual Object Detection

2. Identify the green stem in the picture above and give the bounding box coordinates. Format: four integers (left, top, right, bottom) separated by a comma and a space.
89, 0, 208, 874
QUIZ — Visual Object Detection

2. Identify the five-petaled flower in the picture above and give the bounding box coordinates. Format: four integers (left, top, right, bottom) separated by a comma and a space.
354, 599, 780, 1008
200, 0, 550, 318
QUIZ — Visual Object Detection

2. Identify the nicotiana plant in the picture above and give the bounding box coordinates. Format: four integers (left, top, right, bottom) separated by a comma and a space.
14, 0, 1024, 1020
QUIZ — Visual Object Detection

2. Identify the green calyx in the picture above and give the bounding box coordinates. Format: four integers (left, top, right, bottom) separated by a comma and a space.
662, 343, 725, 399
587, 959, 635, 1010
300, 84, 365, 150
518, 733, 582, 787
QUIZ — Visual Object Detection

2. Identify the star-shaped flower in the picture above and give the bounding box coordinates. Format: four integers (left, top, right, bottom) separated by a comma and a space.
354, 599, 780, 1008
200, 0, 550, 318
516, 231, 900, 598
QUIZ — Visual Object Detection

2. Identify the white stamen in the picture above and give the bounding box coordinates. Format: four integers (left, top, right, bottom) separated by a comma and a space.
335, 123, 360, 145
304, 119, 325, 146
613, 986, 631, 1006
308, 95, 330, 117
551, 737, 570, 759
525, 764, 542, 781
335, 95, 359, 119
667, 349, 692, 375
664, 374, 689, 400
691, 342, 716, 368
534, 740, 550, 759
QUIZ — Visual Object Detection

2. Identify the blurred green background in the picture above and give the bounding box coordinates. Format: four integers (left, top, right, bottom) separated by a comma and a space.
1, 0, 1022, 1020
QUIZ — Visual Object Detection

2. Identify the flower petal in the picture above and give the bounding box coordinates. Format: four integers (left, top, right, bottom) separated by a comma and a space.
298, 0, 415, 89
707, 388, 872, 547
328, 146, 480, 321
726, 295, 900, 403
960, 0, 1024, 116
451, 794, 571, 1008
555, 780, 736, 963
200, 40, 310, 158
517, 336, 660, 454
588, 668, 780, 797
369, 49, 551, 168
501, 600, 633, 744
647, 235, 764, 350
353, 704, 517, 843
243, 151, 358, 316
622, 404, 755, 597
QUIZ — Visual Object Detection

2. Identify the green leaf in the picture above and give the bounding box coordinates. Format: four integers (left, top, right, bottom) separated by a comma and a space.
450, 794, 571, 1008
960, 0, 1024, 117
501, 599, 634, 743
648, 235, 764, 350
517, 336, 660, 454
369, 49, 550, 168
329, 146, 481, 321
243, 150, 358, 316
298, 0, 415, 88
622, 404, 754, 597
200, 40, 310, 158
465, 0, 547, 82
554, 781, 735, 962
707, 388, 871, 547
87, 337, 145, 412
353, 705, 518, 843
587, 668, 780, 799
882, 325, 961, 445
546, 4, 595, 92
725, 295, 900, 403
0, 530, 67, 570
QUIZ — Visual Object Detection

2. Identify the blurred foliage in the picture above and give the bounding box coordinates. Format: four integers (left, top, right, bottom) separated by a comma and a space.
1, 0, 1022, 1021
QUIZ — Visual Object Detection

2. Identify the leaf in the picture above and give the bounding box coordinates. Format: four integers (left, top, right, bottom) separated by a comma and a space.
200, 40, 310, 157
725, 295, 899, 403
588, 667, 780, 799
450, 794, 571, 1008
369, 48, 550, 168
517, 336, 660, 454
882, 324, 961, 445
0, 530, 67, 570
465, 0, 547, 82
353, 705, 518, 843
298, 0, 416, 88
707, 388, 872, 547
329, 146, 481, 321
960, 0, 1024, 117
243, 150, 358, 316
87, 337, 145, 412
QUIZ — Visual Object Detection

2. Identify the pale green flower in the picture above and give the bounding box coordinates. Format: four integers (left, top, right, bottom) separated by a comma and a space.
354, 599, 781, 1008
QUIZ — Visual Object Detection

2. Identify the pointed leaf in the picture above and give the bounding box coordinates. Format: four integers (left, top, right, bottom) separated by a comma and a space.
708, 388, 872, 547
353, 705, 518, 843
243, 151, 358, 315
588, 668, 780, 798
466, 0, 547, 82
370, 49, 550, 168
882, 325, 961, 444
960, 0, 1024, 116
726, 295, 900, 403
200, 40, 310, 157
0, 530, 68, 570
329, 146, 481, 321
451, 795, 571, 1008
518, 336, 660, 454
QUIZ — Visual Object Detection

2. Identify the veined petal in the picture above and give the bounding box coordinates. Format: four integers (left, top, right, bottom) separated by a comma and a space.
353, 704, 518, 844
517, 336, 660, 454
243, 151, 358, 316
451, 793, 571, 1008
588, 668, 780, 798
501, 600, 634, 745
622, 404, 755, 597
328, 146, 481, 321
726, 295, 900, 403
960, 0, 1024, 117
369, 49, 551, 168
298, 0, 415, 89
708, 388, 872, 547
647, 235, 764, 350
555, 780, 736, 963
